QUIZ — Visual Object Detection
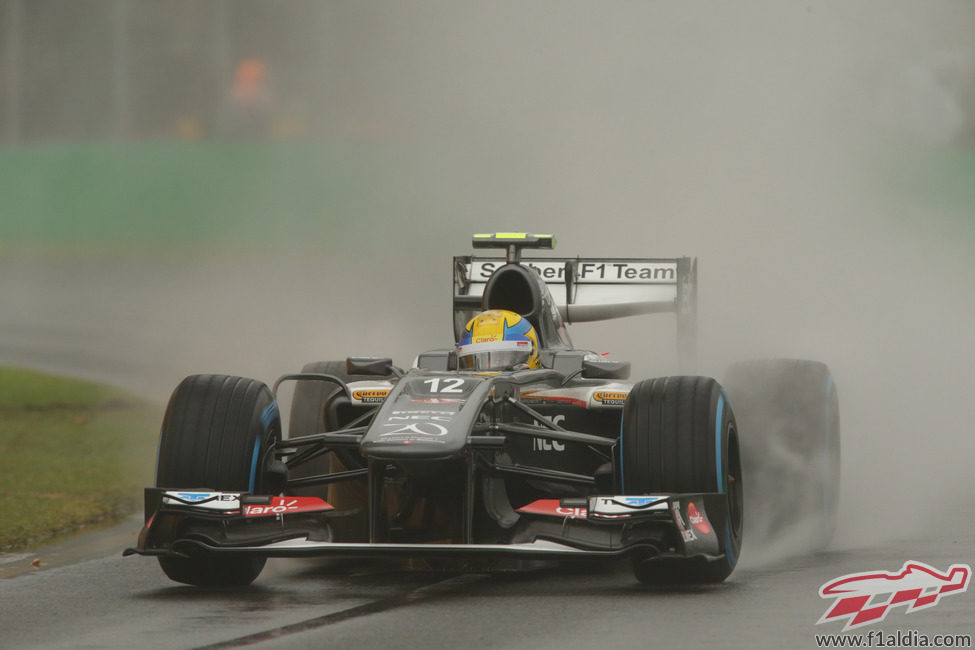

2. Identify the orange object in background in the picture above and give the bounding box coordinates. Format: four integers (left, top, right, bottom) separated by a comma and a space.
229, 57, 274, 136
233, 58, 268, 104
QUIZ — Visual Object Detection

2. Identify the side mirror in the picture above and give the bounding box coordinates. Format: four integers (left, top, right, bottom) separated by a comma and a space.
415, 349, 458, 371
581, 359, 631, 380
346, 357, 396, 376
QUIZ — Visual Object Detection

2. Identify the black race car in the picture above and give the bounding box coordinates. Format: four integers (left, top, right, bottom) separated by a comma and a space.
126, 233, 839, 585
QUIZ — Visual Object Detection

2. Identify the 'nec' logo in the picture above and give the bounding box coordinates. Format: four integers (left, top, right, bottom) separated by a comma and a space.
818, 561, 971, 631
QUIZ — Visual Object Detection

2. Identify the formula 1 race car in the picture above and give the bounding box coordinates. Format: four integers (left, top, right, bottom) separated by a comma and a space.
126, 233, 840, 586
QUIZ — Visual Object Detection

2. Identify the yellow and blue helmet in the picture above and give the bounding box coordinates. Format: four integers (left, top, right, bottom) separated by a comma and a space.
458, 309, 541, 371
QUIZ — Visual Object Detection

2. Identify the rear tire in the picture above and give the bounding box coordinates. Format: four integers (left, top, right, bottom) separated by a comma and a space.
724, 359, 840, 550
289, 360, 379, 440
289, 360, 384, 539
620, 376, 742, 584
155, 374, 281, 587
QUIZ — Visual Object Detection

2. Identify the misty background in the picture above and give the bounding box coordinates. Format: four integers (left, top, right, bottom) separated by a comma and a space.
2, 1, 975, 558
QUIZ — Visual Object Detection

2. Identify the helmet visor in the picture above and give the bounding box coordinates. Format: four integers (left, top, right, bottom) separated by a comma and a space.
457, 340, 532, 371
459, 349, 531, 371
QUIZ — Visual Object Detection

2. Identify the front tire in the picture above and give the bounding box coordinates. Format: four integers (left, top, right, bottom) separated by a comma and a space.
155, 374, 281, 587
620, 376, 743, 584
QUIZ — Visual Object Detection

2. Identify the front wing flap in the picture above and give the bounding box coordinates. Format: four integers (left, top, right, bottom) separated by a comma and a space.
125, 489, 727, 563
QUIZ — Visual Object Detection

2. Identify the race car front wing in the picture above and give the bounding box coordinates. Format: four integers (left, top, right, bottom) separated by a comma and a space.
124, 489, 730, 563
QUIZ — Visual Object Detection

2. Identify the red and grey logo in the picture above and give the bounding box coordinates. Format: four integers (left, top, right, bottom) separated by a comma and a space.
817, 561, 971, 631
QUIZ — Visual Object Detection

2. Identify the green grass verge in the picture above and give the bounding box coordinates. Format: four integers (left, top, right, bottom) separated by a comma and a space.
0, 367, 160, 551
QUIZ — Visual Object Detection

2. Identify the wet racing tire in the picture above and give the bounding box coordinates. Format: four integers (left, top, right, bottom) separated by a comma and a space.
290, 359, 390, 472
724, 359, 840, 549
155, 374, 281, 587
289, 360, 378, 441
289, 360, 386, 539
620, 376, 743, 584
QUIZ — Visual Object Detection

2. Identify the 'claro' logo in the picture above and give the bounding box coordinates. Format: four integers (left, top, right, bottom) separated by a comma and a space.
593, 391, 629, 406
352, 389, 390, 403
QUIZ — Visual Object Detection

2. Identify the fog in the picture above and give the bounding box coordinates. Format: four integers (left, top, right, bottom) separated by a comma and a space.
302, 2, 975, 553
5, 1, 975, 559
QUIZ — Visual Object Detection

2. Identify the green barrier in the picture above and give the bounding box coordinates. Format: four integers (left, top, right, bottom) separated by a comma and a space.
0, 140, 383, 247
906, 148, 975, 212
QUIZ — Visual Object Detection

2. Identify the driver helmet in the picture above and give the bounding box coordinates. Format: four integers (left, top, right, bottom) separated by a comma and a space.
458, 309, 540, 371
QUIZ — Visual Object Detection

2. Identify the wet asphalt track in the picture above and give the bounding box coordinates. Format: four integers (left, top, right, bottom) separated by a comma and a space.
1, 254, 973, 649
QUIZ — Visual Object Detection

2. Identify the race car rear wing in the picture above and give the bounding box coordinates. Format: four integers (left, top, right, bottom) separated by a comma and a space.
452, 234, 698, 369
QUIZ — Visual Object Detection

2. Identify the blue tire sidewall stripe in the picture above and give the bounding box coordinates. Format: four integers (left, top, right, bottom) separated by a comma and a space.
717, 389, 737, 569
715, 392, 725, 494
251, 401, 279, 493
